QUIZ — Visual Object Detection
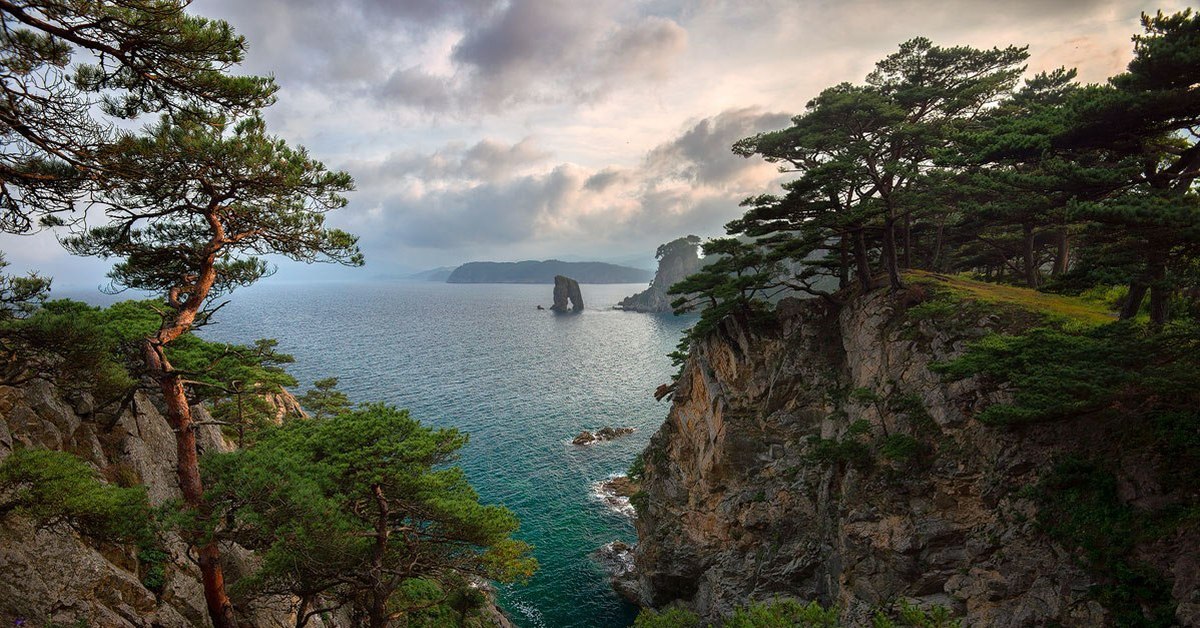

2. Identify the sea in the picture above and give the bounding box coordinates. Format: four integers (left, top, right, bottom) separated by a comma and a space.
187, 280, 693, 628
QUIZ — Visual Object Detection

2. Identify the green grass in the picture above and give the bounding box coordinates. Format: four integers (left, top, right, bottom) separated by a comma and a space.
906, 271, 1116, 326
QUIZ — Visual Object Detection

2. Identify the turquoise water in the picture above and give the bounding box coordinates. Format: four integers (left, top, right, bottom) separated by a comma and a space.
198, 281, 692, 628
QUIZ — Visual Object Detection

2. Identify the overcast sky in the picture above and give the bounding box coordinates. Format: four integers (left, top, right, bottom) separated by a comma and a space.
0, 0, 1188, 287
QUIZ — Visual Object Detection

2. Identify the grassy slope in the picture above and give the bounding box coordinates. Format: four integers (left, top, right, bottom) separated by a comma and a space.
906, 270, 1116, 326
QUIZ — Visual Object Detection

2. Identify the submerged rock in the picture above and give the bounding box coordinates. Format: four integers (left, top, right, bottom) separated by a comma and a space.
572, 426, 634, 445
550, 275, 584, 312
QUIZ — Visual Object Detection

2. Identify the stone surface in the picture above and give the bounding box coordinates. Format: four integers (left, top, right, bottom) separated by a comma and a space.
632, 290, 1198, 626
550, 275, 584, 312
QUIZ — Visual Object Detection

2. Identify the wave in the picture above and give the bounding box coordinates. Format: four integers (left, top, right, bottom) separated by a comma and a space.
590, 473, 636, 518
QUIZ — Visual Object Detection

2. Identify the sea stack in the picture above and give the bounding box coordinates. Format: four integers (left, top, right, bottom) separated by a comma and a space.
550, 275, 584, 312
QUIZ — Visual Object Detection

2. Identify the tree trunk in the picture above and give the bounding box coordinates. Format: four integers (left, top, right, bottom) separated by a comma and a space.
143, 342, 239, 628
1022, 223, 1039, 289
368, 484, 391, 628
852, 229, 873, 290
881, 218, 903, 291
1147, 251, 1170, 326
902, 210, 912, 269
1053, 227, 1070, 277
838, 236, 850, 289
1121, 281, 1148, 320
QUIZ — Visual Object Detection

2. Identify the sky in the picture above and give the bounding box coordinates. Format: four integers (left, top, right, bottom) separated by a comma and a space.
0, 0, 1190, 287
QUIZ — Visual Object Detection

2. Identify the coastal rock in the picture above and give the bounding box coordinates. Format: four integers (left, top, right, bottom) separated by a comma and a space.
632, 289, 1198, 625
572, 426, 634, 445
593, 475, 640, 518
595, 541, 641, 604
551, 275, 584, 312
617, 236, 704, 313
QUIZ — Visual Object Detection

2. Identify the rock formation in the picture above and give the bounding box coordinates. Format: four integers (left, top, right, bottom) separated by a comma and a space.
0, 381, 323, 627
617, 236, 704, 313
550, 275, 584, 312
631, 289, 1199, 626
594, 541, 639, 604
572, 426, 634, 445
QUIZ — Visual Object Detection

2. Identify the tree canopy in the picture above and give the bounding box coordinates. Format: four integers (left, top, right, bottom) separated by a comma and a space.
204, 404, 536, 627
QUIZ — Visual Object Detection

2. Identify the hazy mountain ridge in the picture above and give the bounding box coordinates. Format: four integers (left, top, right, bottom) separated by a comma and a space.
447, 260, 652, 284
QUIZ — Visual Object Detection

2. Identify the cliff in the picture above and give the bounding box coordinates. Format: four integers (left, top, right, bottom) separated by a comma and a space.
447, 260, 651, 284
0, 378, 517, 627
0, 381, 318, 627
632, 279, 1199, 626
618, 236, 705, 313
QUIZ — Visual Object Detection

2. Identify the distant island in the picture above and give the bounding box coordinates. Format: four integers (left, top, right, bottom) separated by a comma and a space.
406, 266, 456, 282
446, 260, 652, 284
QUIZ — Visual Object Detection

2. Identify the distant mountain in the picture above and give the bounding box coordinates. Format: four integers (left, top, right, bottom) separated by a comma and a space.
446, 260, 653, 284
406, 266, 457, 282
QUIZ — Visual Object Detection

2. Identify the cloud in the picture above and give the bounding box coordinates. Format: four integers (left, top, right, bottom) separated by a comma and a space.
645, 107, 793, 188
444, 0, 688, 109
334, 107, 790, 263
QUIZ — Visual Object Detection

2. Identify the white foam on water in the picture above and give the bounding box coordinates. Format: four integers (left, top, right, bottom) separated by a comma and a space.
590, 473, 636, 518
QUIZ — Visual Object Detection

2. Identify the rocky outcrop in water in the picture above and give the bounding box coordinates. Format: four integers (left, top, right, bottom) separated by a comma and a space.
595, 541, 639, 604
550, 275, 584, 312
617, 236, 704, 313
631, 289, 1199, 626
572, 426, 634, 445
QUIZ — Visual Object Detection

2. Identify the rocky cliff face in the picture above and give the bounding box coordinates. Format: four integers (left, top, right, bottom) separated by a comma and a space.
618, 237, 704, 314
0, 381, 319, 627
633, 289, 1198, 626
0, 379, 516, 627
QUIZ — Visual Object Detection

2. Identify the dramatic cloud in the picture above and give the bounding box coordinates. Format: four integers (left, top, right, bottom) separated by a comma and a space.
335, 107, 791, 263
1, 0, 1190, 284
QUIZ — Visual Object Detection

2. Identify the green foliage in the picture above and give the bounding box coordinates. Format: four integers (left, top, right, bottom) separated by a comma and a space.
726, 600, 839, 627
203, 404, 536, 621
297, 376, 351, 420
636, 599, 961, 628
936, 322, 1200, 426
872, 600, 961, 628
1, 298, 299, 415
634, 606, 702, 628
0, 0, 276, 234
846, 419, 873, 436
63, 114, 361, 305
0, 253, 50, 318
0, 448, 153, 544
878, 435, 922, 462
1031, 460, 1177, 626
627, 452, 646, 482
805, 435, 872, 469
630, 490, 649, 517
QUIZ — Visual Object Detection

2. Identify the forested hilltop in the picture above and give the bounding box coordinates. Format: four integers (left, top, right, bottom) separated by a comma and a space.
630, 9, 1200, 628
0, 2, 530, 626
